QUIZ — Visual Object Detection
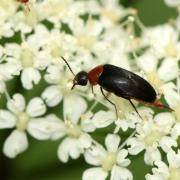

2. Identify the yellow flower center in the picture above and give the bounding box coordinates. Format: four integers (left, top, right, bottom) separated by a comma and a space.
164, 42, 178, 58
58, 75, 72, 95
20, 46, 34, 68
65, 120, 81, 138
16, 112, 29, 131
50, 43, 63, 58
168, 167, 180, 180
77, 34, 95, 50
143, 130, 163, 146
102, 152, 117, 172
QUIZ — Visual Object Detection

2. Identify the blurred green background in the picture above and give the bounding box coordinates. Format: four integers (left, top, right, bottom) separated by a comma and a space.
0, 0, 178, 180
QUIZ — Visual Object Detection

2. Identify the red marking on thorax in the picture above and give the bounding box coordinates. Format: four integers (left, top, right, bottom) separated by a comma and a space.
88, 65, 104, 85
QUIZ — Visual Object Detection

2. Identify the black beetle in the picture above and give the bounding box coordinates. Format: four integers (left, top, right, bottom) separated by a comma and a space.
61, 56, 172, 119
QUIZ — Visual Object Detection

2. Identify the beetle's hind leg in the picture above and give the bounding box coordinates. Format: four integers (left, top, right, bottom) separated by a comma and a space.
100, 87, 118, 119
127, 98, 143, 120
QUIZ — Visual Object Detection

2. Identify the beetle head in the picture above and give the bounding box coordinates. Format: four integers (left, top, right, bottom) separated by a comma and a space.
71, 71, 88, 90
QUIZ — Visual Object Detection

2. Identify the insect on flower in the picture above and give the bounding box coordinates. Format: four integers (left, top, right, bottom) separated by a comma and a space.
61, 57, 172, 119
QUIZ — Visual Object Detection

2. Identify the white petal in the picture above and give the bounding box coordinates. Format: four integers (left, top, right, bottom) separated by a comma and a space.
111, 166, 133, 180
152, 160, 169, 177
0, 110, 16, 129
92, 111, 115, 128
162, 83, 180, 108
136, 52, 157, 73
83, 168, 108, 180
27, 116, 64, 140
66, 138, 82, 159
164, 0, 180, 7
41, 85, 62, 107
158, 59, 178, 82
159, 136, 177, 153
81, 112, 96, 132
26, 97, 46, 117
105, 134, 120, 152
79, 133, 92, 149
0, 62, 21, 79
21, 68, 41, 89
117, 149, 130, 167
64, 94, 87, 124
167, 150, 180, 167
34, 50, 51, 70
84, 145, 106, 166
46, 114, 66, 140
171, 123, 180, 139
154, 112, 175, 127
3, 130, 28, 158
57, 138, 82, 162
7, 93, 25, 114
44, 65, 61, 83
126, 138, 144, 155
57, 138, 69, 163
145, 174, 164, 180
144, 148, 161, 165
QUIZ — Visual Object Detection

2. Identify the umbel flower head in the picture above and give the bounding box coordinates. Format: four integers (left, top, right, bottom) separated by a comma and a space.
0, 0, 179, 179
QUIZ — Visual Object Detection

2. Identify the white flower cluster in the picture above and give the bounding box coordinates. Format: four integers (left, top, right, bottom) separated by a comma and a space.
0, 0, 180, 179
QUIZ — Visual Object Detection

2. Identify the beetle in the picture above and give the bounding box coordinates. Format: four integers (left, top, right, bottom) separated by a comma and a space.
61, 56, 172, 119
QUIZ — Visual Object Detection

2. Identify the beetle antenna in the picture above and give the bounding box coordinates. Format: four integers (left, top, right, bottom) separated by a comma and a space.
60, 56, 75, 76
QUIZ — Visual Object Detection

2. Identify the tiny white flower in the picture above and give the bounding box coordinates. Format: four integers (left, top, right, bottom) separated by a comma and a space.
137, 51, 178, 93
83, 134, 132, 180
0, 93, 47, 158
5, 36, 50, 89
51, 101, 95, 163
142, 24, 180, 59
41, 28, 77, 65
146, 150, 180, 180
127, 110, 176, 165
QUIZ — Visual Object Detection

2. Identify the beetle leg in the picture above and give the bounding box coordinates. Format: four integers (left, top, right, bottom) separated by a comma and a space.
91, 85, 96, 97
128, 98, 143, 120
100, 87, 118, 119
